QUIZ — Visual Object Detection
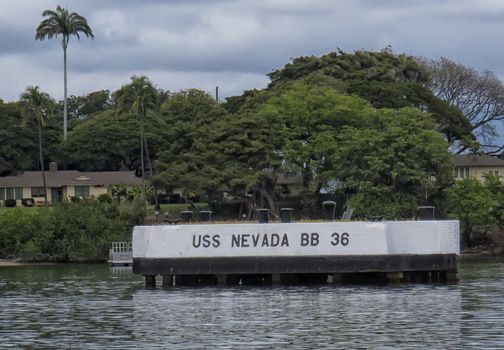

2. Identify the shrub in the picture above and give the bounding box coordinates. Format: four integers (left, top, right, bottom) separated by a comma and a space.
447, 178, 497, 248
97, 193, 112, 204
128, 195, 147, 225
4, 199, 16, 207
0, 200, 135, 261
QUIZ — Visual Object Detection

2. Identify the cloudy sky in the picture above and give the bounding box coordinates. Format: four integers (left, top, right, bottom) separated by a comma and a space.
2, 0, 504, 108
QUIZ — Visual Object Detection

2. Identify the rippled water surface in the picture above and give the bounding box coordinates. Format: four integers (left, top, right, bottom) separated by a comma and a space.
1, 258, 503, 349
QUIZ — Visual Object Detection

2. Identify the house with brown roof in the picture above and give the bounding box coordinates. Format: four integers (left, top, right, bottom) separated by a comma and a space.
0, 162, 142, 206
453, 154, 504, 181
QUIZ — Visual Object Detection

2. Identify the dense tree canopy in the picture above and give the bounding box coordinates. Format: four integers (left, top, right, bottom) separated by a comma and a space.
3, 48, 501, 222
0, 100, 60, 176
66, 89, 112, 122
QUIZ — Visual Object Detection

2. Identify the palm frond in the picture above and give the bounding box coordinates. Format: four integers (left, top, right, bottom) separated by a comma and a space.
36, 6, 94, 42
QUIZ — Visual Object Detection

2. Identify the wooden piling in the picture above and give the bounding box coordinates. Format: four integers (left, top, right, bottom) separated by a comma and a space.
271, 273, 281, 285
216, 274, 227, 286
145, 275, 156, 288
386, 272, 403, 283
330, 273, 343, 284
162, 275, 173, 287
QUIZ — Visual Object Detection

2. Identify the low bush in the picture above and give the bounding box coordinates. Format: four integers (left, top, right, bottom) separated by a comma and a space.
4, 199, 16, 207
97, 193, 112, 204
0, 199, 136, 262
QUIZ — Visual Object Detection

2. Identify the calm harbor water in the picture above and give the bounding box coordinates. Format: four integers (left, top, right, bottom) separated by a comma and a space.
0, 258, 503, 349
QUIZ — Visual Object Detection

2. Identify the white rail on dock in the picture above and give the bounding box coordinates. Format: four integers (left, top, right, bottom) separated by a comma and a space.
108, 241, 132, 266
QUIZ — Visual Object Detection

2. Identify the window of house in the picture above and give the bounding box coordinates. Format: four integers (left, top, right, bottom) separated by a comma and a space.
6, 188, 14, 200
14, 187, 23, 199
0, 188, 5, 201
6, 188, 23, 200
457, 167, 469, 178
486, 170, 500, 177
31, 187, 46, 197
75, 186, 90, 198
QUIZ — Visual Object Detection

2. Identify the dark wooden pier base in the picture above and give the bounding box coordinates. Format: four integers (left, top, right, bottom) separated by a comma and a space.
145, 275, 156, 288
137, 254, 459, 287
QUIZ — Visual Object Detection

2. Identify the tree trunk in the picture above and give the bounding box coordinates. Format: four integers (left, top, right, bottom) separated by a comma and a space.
38, 117, 48, 207
143, 132, 159, 208
260, 185, 278, 218
139, 117, 146, 198
63, 43, 68, 142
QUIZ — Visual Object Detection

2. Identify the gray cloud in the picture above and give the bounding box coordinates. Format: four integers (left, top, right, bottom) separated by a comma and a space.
2, 0, 504, 109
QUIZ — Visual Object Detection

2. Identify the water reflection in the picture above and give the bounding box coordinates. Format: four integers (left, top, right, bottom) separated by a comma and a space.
131, 285, 463, 349
0, 259, 502, 349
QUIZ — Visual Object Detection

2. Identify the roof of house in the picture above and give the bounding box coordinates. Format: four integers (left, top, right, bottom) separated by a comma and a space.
453, 154, 504, 167
0, 170, 143, 188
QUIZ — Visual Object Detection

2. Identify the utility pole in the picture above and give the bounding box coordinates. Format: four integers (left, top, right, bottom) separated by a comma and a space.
215, 86, 219, 103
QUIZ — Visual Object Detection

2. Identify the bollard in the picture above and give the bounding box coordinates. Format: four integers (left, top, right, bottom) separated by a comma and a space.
181, 210, 193, 222
256, 209, 269, 223
280, 208, 294, 223
200, 210, 213, 222
417, 206, 435, 220
322, 201, 337, 220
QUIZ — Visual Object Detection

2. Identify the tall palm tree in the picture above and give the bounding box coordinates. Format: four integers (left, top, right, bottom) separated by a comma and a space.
20, 86, 54, 206
35, 5, 94, 141
117, 76, 159, 205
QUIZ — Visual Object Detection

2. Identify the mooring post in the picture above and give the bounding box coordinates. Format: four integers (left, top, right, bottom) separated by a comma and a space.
145, 275, 156, 288
216, 274, 227, 286
162, 275, 173, 287
330, 273, 343, 284
431, 271, 440, 283
386, 272, 403, 284
421, 271, 432, 283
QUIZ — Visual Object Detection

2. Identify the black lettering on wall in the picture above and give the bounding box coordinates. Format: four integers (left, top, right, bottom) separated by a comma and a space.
232, 234, 240, 247
281, 234, 289, 247
301, 233, 309, 246
241, 234, 250, 247
271, 234, 279, 247
192, 235, 202, 248
212, 235, 221, 248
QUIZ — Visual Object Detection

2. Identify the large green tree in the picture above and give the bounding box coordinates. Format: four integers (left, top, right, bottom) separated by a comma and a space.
36, 5, 94, 141
0, 103, 37, 176
447, 178, 497, 247
61, 110, 140, 171
20, 86, 55, 206
257, 82, 373, 191
66, 89, 112, 122
257, 49, 475, 146
155, 89, 286, 216
154, 90, 227, 195
331, 107, 453, 218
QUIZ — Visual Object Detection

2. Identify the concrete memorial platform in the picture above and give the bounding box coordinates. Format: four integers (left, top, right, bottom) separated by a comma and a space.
132, 221, 460, 286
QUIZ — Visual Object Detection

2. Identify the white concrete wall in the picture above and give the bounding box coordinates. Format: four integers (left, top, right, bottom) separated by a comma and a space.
133, 221, 460, 259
